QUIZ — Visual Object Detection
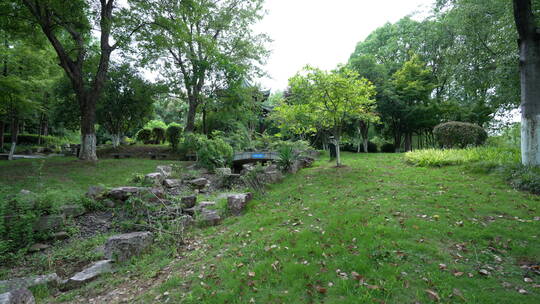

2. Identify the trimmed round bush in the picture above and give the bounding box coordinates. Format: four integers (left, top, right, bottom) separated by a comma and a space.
166, 124, 182, 150
152, 127, 166, 144
197, 137, 234, 171
136, 128, 152, 144
381, 143, 395, 153
433, 121, 487, 149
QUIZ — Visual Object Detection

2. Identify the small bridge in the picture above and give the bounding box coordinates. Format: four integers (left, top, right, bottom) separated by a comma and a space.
232, 151, 279, 166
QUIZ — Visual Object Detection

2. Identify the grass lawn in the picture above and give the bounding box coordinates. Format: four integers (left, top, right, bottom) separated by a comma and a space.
0, 156, 187, 203
2, 153, 539, 303
128, 152, 538, 304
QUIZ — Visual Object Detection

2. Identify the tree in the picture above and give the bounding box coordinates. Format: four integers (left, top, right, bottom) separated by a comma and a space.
513, 0, 540, 165
280, 66, 377, 166
13, 0, 122, 161
129, 0, 269, 133
96, 64, 156, 147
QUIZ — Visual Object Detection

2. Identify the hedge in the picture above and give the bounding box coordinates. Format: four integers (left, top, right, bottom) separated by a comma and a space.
433, 121, 487, 149
3, 134, 65, 146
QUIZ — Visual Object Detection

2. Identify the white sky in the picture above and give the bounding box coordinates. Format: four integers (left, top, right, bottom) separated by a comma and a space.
255, 0, 434, 92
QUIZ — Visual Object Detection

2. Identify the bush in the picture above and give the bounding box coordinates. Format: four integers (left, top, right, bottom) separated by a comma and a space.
277, 145, 298, 172
3, 134, 67, 146
405, 147, 520, 167
197, 137, 234, 170
136, 128, 152, 144
503, 165, 540, 195
166, 124, 183, 150
359, 141, 378, 153
381, 143, 395, 153
152, 127, 166, 144
433, 121, 488, 148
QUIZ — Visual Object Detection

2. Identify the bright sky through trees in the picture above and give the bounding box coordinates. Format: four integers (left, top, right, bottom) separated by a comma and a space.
255, 0, 433, 90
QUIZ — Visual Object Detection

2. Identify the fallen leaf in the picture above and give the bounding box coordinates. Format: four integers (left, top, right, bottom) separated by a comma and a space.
524, 277, 533, 283
439, 264, 447, 270
351, 271, 364, 282
425, 289, 440, 302
518, 288, 528, 294
248, 271, 256, 277
452, 288, 465, 301
366, 284, 380, 290
478, 269, 490, 276
315, 285, 327, 294
453, 271, 464, 277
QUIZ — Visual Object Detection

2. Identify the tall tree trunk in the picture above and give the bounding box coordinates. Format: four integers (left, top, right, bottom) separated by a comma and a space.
111, 133, 121, 148
394, 132, 402, 153
0, 119, 4, 153
514, 0, 540, 165
8, 116, 18, 160
185, 96, 198, 133
404, 133, 413, 152
78, 96, 97, 161
335, 136, 341, 167
359, 121, 370, 153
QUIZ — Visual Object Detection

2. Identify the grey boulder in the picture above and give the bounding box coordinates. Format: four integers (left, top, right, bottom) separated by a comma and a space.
163, 179, 182, 189
181, 195, 197, 208
188, 178, 209, 189
33, 215, 64, 232
227, 193, 253, 216
0, 288, 35, 304
61, 260, 113, 291
0, 273, 60, 294
59, 204, 86, 218
104, 232, 154, 262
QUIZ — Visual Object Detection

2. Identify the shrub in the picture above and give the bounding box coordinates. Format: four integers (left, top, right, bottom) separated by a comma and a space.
3, 134, 67, 146
197, 137, 234, 170
277, 145, 298, 172
152, 127, 166, 144
503, 165, 540, 195
405, 147, 520, 167
433, 121, 488, 148
166, 124, 183, 150
359, 141, 378, 153
136, 128, 152, 144
181, 132, 205, 156
381, 143, 395, 153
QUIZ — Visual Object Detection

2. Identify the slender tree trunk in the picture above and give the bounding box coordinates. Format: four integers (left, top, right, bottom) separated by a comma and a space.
8, 116, 18, 160
514, 0, 540, 165
78, 95, 98, 161
185, 95, 198, 133
359, 121, 370, 153
0, 119, 4, 153
111, 133, 121, 148
335, 137, 341, 167
404, 133, 413, 152
394, 132, 402, 153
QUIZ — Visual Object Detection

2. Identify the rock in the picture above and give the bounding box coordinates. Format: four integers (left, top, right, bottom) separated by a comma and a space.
183, 201, 215, 216
144, 172, 163, 185
103, 199, 115, 208
264, 164, 278, 173
0, 274, 60, 294
108, 187, 143, 201
181, 195, 197, 208
180, 215, 194, 227
51, 231, 69, 241
199, 201, 216, 208
59, 205, 86, 218
0, 288, 35, 304
156, 165, 172, 178
86, 186, 105, 200
227, 194, 253, 216
199, 209, 221, 226
19, 189, 33, 196
33, 215, 64, 232
28, 243, 50, 252
189, 178, 209, 189
163, 179, 182, 189
263, 171, 283, 183
215, 168, 232, 175
61, 260, 113, 291
104, 232, 154, 262
240, 164, 254, 175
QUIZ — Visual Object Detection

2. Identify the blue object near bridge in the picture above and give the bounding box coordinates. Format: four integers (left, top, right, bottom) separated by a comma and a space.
251, 153, 266, 159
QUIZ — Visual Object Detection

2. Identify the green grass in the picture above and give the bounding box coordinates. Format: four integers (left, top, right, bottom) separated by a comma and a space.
404, 146, 521, 167
129, 152, 538, 304
0, 157, 187, 204
2, 153, 539, 303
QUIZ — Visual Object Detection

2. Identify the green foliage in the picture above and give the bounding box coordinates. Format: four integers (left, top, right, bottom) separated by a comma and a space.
96, 63, 157, 143
240, 164, 267, 194
380, 143, 396, 153
277, 145, 297, 172
2, 134, 70, 146
152, 127, 166, 144
136, 128, 153, 144
405, 147, 520, 167
433, 121, 488, 148
144, 120, 167, 130
503, 165, 540, 195
166, 124, 183, 150
196, 137, 234, 171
